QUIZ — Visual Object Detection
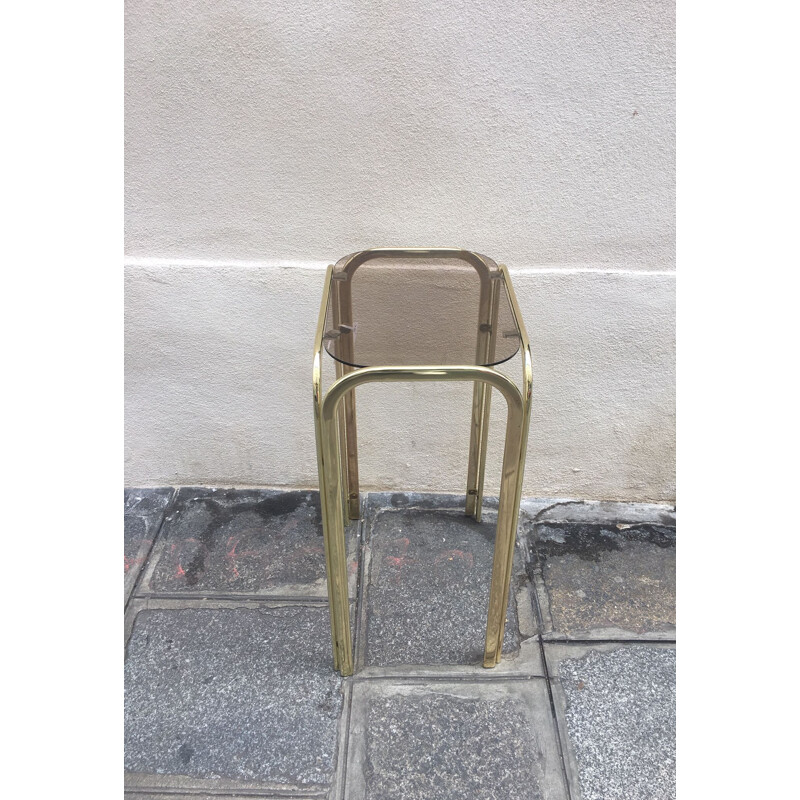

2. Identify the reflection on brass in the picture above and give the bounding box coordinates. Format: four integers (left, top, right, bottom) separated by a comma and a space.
313, 250, 532, 676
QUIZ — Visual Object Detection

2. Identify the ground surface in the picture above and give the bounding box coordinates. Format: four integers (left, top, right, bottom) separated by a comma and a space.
125, 489, 676, 800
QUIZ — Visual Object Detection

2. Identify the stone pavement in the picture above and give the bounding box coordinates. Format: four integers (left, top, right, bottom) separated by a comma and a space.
125, 489, 676, 800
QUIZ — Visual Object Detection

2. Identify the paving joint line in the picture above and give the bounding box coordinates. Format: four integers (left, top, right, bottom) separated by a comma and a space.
352, 502, 374, 673
125, 788, 326, 798
125, 488, 179, 614
537, 629, 573, 800
134, 592, 330, 604
352, 505, 368, 675
349, 672, 541, 684
337, 505, 368, 800
543, 637, 677, 645
336, 680, 355, 800
524, 526, 575, 800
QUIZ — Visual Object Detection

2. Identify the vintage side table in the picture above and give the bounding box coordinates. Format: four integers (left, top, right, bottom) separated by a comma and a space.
312, 248, 532, 676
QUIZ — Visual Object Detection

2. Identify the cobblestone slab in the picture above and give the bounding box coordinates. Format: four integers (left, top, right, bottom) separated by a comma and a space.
528, 522, 675, 639
344, 680, 567, 800
124, 606, 343, 791
362, 506, 525, 667
138, 488, 359, 598
124, 488, 173, 602
546, 643, 676, 800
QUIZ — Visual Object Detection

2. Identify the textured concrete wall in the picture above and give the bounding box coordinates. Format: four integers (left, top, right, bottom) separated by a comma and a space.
125, 262, 674, 500
125, 1, 675, 500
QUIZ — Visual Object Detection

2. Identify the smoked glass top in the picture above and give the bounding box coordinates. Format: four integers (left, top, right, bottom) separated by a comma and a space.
322, 249, 521, 368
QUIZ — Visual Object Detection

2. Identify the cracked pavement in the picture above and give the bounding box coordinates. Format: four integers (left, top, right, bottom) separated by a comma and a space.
125, 489, 676, 800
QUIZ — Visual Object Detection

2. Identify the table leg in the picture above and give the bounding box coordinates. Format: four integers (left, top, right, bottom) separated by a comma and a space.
466, 277, 500, 521
466, 383, 490, 521
487, 265, 534, 665
320, 364, 529, 675
482, 383, 527, 667
317, 403, 354, 676
333, 277, 360, 520
342, 388, 360, 520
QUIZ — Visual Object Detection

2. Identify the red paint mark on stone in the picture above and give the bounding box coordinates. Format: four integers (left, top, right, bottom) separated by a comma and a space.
385, 536, 412, 568
175, 563, 185, 578
124, 539, 152, 572
385, 538, 415, 583
124, 556, 147, 573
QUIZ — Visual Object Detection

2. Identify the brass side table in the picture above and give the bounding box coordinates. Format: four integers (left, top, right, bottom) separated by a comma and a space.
312, 248, 532, 676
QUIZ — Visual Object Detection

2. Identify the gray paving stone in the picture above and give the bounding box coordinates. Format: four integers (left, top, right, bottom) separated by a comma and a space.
550, 644, 676, 800
528, 522, 675, 639
124, 606, 343, 789
125, 488, 173, 601
345, 680, 567, 800
139, 487, 358, 598
363, 507, 524, 667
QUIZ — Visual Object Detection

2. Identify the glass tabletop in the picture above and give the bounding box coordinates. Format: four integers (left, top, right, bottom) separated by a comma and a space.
322, 249, 521, 368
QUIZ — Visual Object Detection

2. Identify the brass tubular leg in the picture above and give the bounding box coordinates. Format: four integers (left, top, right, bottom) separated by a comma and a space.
321, 365, 526, 675
495, 350, 534, 662
483, 265, 534, 667
331, 281, 348, 521
318, 398, 354, 676
313, 267, 340, 669
481, 382, 525, 667
492, 381, 533, 664
340, 279, 360, 520
332, 277, 360, 520
313, 379, 342, 670
466, 277, 500, 521
466, 383, 488, 520
334, 372, 349, 522
344, 391, 360, 519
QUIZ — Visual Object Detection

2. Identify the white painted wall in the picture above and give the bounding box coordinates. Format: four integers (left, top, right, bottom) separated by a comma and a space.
125, 1, 675, 501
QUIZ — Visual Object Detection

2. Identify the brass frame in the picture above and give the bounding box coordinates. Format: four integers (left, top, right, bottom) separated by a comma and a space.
313, 249, 532, 676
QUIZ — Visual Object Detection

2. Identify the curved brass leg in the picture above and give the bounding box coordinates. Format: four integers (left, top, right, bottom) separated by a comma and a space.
321, 365, 524, 675
483, 265, 534, 666
497, 359, 533, 661
313, 265, 347, 671
481, 389, 528, 667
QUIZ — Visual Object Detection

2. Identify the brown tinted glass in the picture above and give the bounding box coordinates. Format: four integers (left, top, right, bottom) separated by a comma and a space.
323, 250, 520, 368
